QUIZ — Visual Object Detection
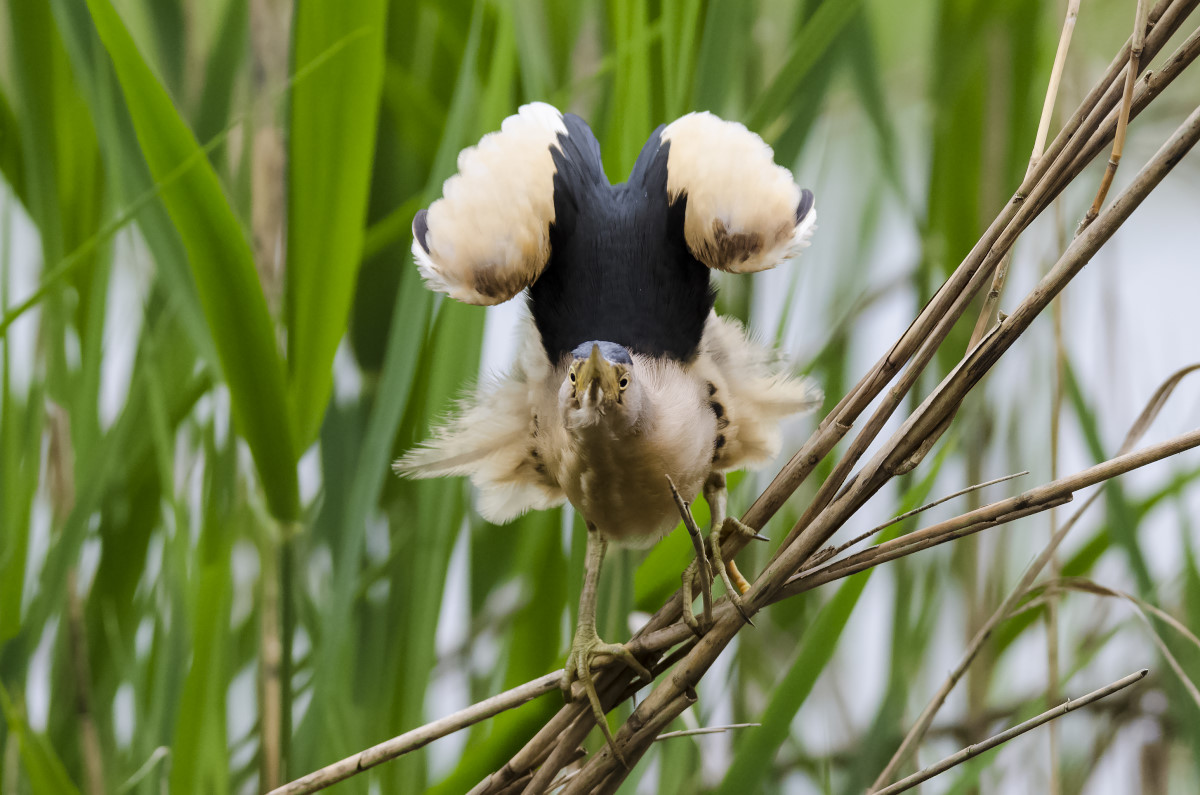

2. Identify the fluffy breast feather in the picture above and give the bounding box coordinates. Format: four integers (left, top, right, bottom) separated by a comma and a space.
393, 317, 566, 523
558, 355, 716, 546
693, 313, 823, 471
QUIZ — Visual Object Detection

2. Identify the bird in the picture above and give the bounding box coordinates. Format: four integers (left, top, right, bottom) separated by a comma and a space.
395, 102, 821, 753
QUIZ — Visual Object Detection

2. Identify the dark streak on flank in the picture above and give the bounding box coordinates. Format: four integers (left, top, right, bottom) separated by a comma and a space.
712, 432, 727, 463
712, 400, 729, 429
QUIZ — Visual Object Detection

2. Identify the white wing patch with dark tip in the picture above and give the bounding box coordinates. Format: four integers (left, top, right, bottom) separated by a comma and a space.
661, 112, 816, 274
412, 102, 567, 305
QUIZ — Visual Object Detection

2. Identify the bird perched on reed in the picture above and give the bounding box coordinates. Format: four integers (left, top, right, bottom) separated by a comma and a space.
396, 102, 821, 750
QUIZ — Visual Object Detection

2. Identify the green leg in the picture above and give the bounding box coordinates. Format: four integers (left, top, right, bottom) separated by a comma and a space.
563, 525, 651, 762
679, 503, 713, 637
704, 473, 759, 624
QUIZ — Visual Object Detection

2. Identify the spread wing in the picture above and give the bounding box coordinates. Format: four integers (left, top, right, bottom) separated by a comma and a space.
411, 102, 568, 305
660, 112, 816, 274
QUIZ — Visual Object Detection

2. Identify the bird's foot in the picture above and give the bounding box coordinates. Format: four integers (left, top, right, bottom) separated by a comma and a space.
681, 557, 712, 637
668, 475, 715, 637
681, 517, 762, 635
722, 516, 771, 547
711, 517, 759, 626
562, 631, 651, 765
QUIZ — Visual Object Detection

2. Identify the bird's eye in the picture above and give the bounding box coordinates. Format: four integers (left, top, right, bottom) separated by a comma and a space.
569, 369, 576, 384
618, 376, 629, 390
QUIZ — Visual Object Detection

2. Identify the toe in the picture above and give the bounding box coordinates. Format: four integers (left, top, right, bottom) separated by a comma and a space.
618, 649, 652, 682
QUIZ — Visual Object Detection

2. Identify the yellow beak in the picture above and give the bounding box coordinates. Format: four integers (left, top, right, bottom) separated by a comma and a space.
576, 344, 621, 406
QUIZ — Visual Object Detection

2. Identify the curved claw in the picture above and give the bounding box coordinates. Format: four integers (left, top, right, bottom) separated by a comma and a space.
723, 516, 763, 543
726, 589, 756, 627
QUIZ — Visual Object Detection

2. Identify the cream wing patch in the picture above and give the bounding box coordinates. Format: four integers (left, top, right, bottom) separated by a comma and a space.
661, 112, 814, 274
413, 102, 567, 305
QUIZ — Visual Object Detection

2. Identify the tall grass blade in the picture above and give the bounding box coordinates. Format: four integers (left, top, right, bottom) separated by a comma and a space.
286, 1, 387, 448
83, 0, 299, 519
0, 683, 82, 795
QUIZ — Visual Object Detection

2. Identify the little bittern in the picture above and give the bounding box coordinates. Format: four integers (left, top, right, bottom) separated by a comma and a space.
396, 103, 820, 755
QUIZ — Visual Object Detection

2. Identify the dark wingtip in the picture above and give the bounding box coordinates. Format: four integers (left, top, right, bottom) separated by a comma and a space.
795, 188, 815, 225
412, 209, 431, 254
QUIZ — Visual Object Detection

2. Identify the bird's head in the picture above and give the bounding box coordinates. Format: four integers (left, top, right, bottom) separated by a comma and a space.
560, 341, 641, 430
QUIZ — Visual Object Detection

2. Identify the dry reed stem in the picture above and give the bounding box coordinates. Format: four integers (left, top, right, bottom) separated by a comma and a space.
803, 470, 1029, 571
653, 723, 759, 741
267, 673, 563, 794
1080, 0, 1150, 234
1053, 21, 1200, 208
760, 0, 1193, 551
836, 0, 1198, 483
785, 426, 1200, 598
969, 0, 1079, 349
868, 364, 1200, 790
764, 95, 1200, 633
1035, 1, 1083, 160
249, 1, 293, 785
766, 0, 1168, 556
873, 670, 1149, 795
1043, 578, 1200, 708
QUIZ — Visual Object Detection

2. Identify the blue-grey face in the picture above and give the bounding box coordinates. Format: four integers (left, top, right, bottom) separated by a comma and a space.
570, 340, 632, 364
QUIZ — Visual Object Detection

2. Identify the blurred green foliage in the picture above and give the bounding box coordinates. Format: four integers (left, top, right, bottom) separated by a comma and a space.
1, 0, 1198, 793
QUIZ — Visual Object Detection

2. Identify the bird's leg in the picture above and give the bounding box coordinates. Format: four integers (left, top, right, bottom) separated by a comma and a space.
563, 525, 651, 762
667, 476, 713, 636
704, 472, 762, 625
